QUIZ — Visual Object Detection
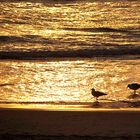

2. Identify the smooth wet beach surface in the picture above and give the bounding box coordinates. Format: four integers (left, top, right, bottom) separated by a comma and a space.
0, 101, 140, 111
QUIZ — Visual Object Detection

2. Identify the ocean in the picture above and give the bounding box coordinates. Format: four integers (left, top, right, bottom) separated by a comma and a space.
0, 0, 140, 106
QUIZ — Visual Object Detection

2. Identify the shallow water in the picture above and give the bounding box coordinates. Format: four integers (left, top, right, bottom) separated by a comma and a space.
0, 57, 140, 103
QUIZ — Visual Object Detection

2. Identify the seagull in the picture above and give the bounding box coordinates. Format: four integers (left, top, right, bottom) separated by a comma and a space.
91, 88, 107, 102
127, 83, 140, 94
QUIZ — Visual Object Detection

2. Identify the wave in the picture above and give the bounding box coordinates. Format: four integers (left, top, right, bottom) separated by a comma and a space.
0, 83, 15, 87
0, 20, 27, 25
0, 35, 53, 44
63, 27, 131, 34
0, 48, 140, 59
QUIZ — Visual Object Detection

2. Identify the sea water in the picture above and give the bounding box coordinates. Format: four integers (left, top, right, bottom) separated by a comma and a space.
0, 57, 140, 103
0, 0, 140, 105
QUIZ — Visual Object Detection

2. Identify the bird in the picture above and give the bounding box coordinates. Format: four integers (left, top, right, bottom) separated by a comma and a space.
91, 88, 107, 102
127, 83, 140, 94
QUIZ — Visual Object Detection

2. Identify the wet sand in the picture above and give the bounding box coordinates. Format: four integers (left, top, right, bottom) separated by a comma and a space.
0, 104, 140, 139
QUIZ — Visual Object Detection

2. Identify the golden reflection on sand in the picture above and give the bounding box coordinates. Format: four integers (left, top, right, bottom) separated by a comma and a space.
0, 103, 140, 112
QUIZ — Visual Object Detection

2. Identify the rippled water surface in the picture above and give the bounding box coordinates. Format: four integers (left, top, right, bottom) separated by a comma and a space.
0, 0, 140, 53
0, 0, 140, 105
0, 57, 140, 103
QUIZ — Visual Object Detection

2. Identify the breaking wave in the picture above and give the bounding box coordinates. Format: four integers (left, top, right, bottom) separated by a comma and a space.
0, 48, 140, 59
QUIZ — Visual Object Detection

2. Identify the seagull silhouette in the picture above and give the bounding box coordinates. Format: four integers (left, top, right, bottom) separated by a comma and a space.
91, 88, 107, 102
127, 83, 140, 94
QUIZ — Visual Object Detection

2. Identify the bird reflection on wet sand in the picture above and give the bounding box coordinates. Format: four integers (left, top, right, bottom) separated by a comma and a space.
128, 94, 140, 99
89, 101, 140, 109
91, 101, 101, 107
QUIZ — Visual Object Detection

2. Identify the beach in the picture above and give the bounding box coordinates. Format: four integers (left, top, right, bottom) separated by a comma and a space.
0, 104, 140, 140
0, 0, 140, 139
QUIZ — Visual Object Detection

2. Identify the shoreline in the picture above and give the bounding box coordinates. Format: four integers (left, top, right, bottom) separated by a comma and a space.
0, 100, 140, 111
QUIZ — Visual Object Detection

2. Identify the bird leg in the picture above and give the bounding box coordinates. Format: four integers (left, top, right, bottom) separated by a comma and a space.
134, 90, 136, 94
95, 97, 99, 102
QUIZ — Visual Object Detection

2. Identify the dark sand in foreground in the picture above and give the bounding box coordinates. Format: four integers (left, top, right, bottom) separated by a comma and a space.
0, 104, 140, 140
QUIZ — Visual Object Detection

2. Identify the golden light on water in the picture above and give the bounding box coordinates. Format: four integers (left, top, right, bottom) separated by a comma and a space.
0, 1, 139, 53
0, 58, 140, 103
0, 1, 140, 106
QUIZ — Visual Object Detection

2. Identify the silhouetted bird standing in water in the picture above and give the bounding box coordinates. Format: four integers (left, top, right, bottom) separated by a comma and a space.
127, 83, 140, 94
91, 88, 107, 102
